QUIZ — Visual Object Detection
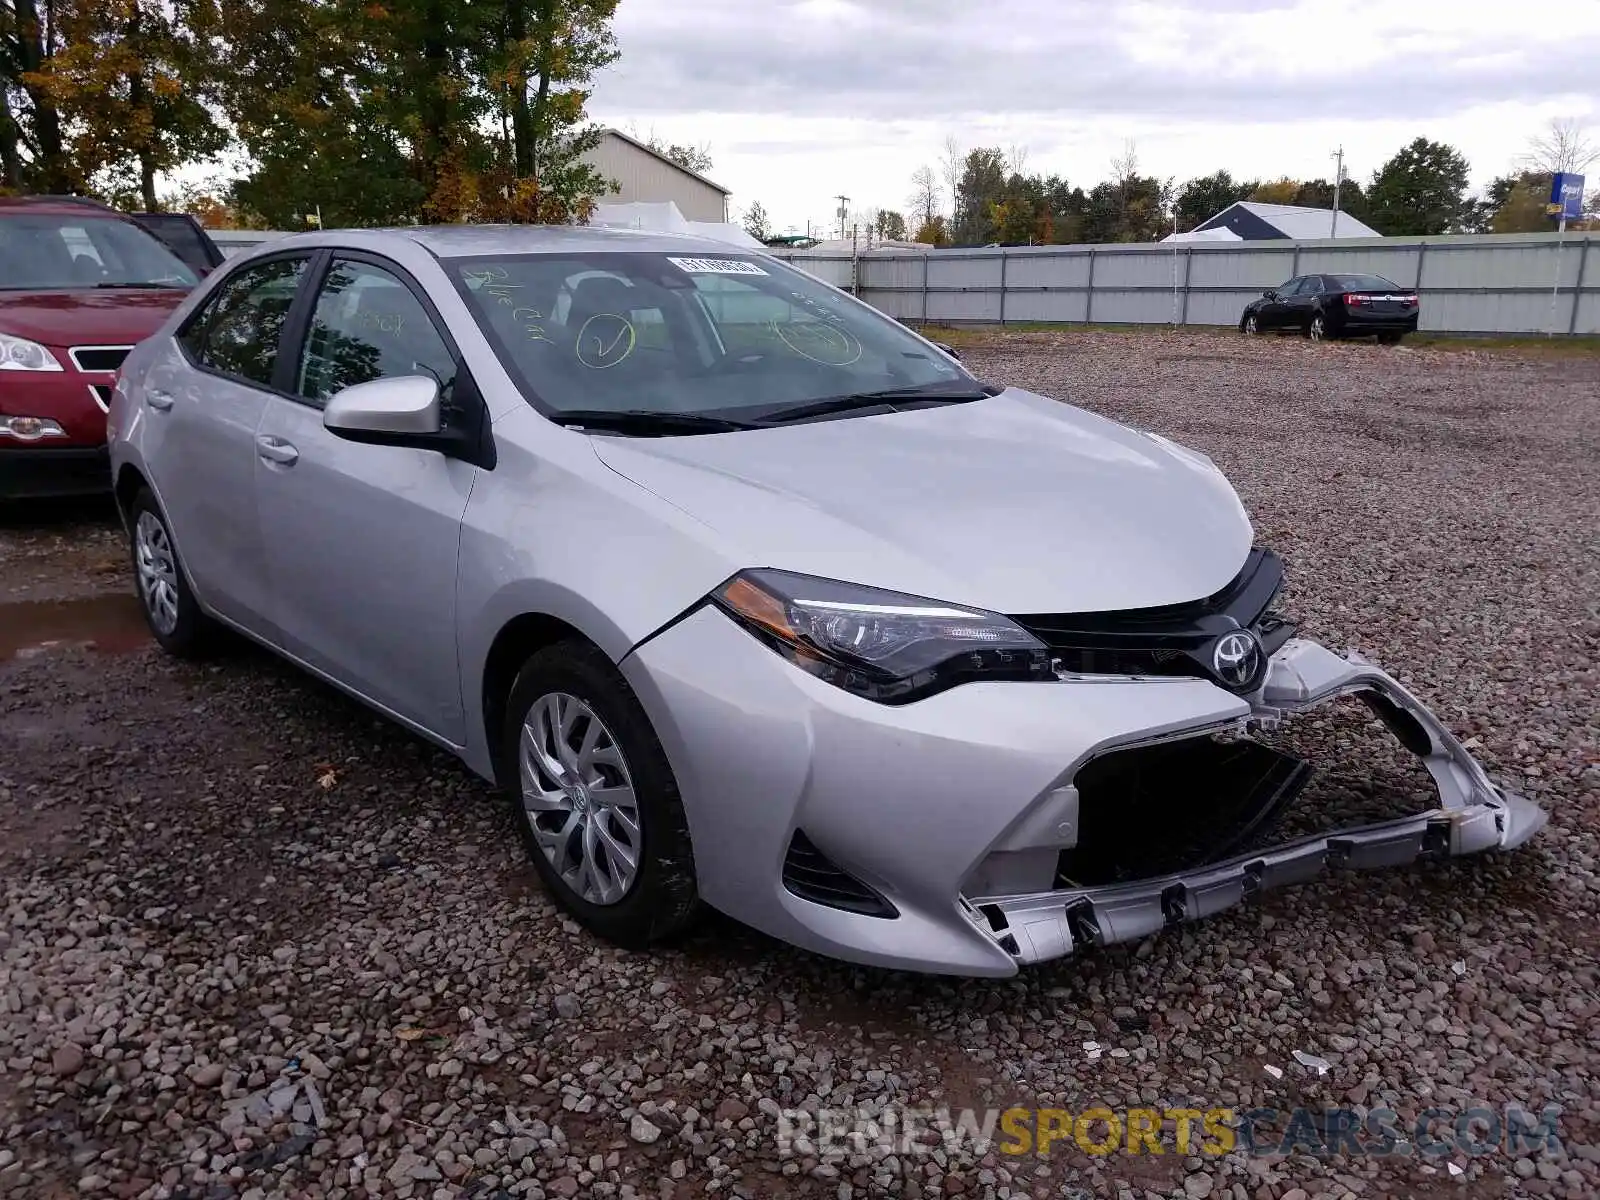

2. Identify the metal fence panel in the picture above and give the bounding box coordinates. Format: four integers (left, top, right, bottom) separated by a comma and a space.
1186, 247, 1297, 289
1005, 251, 1092, 288
773, 231, 1598, 335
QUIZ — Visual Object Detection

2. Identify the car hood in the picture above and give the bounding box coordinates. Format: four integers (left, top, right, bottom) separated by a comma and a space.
590, 389, 1255, 614
0, 289, 188, 348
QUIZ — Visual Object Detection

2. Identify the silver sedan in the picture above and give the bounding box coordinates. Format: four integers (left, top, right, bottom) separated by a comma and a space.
107, 226, 1545, 976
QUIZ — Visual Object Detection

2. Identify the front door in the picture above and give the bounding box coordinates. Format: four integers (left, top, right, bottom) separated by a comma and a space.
253, 254, 477, 743
1285, 275, 1323, 330
1257, 277, 1299, 331
137, 254, 312, 636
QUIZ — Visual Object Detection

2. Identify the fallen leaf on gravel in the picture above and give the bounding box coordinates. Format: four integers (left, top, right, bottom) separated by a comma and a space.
315, 763, 339, 789
395, 1025, 451, 1042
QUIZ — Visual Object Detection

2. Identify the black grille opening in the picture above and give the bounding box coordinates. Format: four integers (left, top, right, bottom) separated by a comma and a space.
782, 830, 897, 918
1055, 737, 1313, 887
71, 347, 130, 373
1011, 547, 1292, 691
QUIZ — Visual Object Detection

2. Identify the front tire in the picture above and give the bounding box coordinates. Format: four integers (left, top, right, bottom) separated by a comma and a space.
498, 640, 699, 948
1242, 313, 1259, 335
128, 487, 215, 658
1308, 313, 1328, 342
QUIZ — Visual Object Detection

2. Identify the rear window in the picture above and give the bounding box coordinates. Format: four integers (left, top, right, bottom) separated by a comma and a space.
0, 212, 197, 291
130, 214, 221, 274
1327, 274, 1401, 292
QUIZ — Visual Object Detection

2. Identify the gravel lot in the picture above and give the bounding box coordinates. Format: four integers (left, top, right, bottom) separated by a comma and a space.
2, 330, 1597, 1200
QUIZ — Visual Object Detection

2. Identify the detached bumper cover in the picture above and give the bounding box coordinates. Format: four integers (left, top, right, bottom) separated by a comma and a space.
975, 639, 1546, 965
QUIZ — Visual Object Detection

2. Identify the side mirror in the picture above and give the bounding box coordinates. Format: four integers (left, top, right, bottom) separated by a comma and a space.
1263, 289, 1278, 300
324, 375, 442, 445
932, 340, 961, 361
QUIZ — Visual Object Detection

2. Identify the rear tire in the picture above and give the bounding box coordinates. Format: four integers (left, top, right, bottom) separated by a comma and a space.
127, 487, 216, 658
498, 639, 699, 948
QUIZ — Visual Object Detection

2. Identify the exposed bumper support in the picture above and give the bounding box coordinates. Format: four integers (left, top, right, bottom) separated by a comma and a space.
972, 638, 1548, 966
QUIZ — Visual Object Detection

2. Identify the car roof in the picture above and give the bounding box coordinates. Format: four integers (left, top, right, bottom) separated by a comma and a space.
0, 196, 131, 220
260, 223, 768, 259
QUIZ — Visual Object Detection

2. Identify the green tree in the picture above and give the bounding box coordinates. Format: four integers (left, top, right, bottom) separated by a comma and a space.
482, 0, 619, 219
1175, 169, 1257, 230
31, 0, 225, 210
1366, 137, 1472, 235
741, 200, 770, 240
913, 214, 949, 246
1249, 177, 1300, 205
213, 0, 427, 227
215, 0, 617, 227
874, 208, 906, 241
1, 0, 76, 191
1291, 177, 1368, 222
951, 146, 1007, 244
1471, 171, 1554, 233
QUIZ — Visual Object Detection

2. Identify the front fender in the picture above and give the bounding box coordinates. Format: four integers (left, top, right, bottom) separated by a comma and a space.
453, 407, 745, 777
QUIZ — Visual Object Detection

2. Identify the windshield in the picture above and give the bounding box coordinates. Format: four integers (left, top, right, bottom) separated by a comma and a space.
0, 213, 198, 290
447, 251, 972, 418
1328, 274, 1401, 291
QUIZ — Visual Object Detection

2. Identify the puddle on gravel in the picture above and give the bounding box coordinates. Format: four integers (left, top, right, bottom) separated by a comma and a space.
0, 594, 151, 661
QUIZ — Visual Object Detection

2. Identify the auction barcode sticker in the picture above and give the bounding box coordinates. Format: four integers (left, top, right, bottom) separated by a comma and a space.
667, 257, 768, 275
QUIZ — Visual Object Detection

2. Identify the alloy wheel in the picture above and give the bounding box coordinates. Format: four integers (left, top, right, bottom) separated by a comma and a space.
518, 692, 642, 906
134, 511, 180, 636
1309, 315, 1325, 341
1244, 315, 1258, 334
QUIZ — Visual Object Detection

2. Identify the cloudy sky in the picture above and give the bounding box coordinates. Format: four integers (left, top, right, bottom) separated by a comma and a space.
587, 0, 1600, 234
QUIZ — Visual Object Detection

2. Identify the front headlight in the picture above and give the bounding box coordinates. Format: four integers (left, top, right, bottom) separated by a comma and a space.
0, 332, 65, 372
712, 569, 1052, 703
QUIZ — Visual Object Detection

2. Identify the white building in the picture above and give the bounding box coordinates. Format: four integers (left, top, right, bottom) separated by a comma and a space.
581, 129, 732, 224
1165, 201, 1382, 242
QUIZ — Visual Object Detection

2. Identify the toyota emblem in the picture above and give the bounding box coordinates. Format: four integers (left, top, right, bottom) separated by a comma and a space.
1211, 630, 1264, 690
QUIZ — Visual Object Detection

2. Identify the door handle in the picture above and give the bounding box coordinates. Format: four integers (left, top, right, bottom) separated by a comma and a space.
146, 389, 174, 411
256, 435, 299, 466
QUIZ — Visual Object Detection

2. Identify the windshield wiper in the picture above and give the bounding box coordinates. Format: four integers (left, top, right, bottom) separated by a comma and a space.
93, 280, 187, 289
548, 409, 764, 436
758, 384, 996, 425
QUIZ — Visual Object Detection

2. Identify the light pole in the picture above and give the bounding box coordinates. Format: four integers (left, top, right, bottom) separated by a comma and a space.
1330, 146, 1345, 238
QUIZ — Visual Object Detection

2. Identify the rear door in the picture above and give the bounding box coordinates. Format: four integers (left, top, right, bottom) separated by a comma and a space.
136, 253, 313, 636
252, 253, 477, 743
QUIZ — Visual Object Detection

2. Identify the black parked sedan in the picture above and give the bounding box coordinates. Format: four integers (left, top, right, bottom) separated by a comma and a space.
1240, 273, 1419, 343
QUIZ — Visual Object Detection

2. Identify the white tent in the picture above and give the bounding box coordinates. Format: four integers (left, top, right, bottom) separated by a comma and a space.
589, 201, 764, 249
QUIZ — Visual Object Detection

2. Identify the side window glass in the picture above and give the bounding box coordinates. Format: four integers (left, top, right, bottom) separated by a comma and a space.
193, 257, 309, 387
296, 259, 456, 406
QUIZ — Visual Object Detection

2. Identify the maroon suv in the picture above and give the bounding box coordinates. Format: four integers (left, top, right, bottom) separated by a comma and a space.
0, 197, 199, 500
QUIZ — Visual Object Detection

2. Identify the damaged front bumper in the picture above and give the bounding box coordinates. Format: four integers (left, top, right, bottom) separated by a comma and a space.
624, 604, 1546, 977
970, 638, 1548, 965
